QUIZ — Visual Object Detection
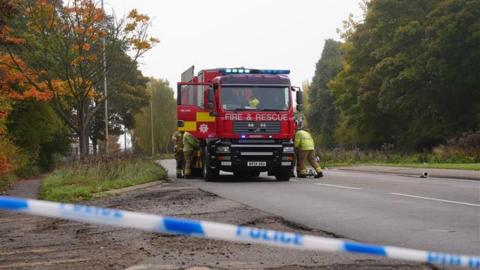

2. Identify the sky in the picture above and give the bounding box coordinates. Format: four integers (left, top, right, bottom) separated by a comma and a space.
104, 0, 363, 88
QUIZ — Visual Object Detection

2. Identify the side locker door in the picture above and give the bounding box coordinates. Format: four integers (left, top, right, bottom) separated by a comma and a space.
177, 83, 216, 139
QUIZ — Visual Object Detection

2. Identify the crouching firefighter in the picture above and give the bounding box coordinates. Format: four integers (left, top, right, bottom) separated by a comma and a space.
183, 131, 200, 178
294, 127, 323, 178
172, 130, 185, 178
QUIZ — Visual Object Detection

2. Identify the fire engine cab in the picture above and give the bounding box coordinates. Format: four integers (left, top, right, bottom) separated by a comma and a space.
177, 66, 303, 181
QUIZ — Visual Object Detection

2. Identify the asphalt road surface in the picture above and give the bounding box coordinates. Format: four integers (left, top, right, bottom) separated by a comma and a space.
160, 160, 480, 256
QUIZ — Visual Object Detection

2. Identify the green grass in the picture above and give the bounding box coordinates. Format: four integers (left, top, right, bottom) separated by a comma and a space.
40, 158, 166, 202
321, 161, 480, 171
371, 163, 480, 171
150, 153, 174, 160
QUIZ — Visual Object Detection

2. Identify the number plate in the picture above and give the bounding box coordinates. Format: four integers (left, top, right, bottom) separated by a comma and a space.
247, 161, 266, 167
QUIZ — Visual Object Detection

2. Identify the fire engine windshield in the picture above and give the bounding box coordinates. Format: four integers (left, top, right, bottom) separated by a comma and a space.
220, 86, 290, 111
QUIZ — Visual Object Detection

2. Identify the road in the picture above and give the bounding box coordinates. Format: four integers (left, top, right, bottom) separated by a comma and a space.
3, 177, 429, 269
160, 160, 480, 256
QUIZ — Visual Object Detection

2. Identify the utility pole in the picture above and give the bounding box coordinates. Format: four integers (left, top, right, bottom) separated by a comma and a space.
101, 0, 108, 155
124, 128, 127, 153
150, 98, 154, 156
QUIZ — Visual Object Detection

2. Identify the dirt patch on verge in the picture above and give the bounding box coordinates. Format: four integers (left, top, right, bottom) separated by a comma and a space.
0, 181, 434, 269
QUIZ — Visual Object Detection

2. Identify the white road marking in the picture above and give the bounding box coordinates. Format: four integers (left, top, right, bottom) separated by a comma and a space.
390, 192, 480, 207
314, 183, 363, 190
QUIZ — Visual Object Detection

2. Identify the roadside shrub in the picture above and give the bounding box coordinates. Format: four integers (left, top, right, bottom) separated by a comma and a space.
432, 131, 480, 163
316, 132, 480, 166
0, 136, 29, 192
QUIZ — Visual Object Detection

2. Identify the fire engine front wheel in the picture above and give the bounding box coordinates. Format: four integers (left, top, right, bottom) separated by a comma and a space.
204, 166, 219, 182
274, 170, 291, 182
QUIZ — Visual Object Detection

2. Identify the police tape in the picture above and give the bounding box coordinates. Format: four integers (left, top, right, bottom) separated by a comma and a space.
0, 196, 478, 269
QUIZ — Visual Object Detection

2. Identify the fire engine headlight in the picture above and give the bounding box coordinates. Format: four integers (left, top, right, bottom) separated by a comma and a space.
216, 146, 230, 153
283, 146, 295, 153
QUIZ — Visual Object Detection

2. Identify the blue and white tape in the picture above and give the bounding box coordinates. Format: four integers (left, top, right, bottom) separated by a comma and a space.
0, 196, 478, 269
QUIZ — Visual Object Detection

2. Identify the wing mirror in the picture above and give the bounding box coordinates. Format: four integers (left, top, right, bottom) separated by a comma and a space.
296, 90, 303, 105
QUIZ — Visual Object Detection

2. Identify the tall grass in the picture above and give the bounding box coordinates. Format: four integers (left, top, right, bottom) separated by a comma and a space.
40, 156, 166, 202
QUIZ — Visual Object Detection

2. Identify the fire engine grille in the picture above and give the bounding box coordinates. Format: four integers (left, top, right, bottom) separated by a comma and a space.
233, 121, 281, 134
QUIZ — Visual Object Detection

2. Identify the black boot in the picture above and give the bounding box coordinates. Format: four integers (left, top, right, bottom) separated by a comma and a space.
314, 171, 324, 178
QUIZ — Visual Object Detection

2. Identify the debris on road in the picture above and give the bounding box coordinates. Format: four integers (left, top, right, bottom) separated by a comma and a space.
0, 182, 436, 269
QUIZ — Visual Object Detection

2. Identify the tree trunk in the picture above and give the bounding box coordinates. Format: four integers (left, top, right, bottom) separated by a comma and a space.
78, 127, 89, 157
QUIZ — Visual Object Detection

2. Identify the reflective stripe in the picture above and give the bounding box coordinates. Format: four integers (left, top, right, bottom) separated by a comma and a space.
178, 121, 196, 132
196, 112, 215, 122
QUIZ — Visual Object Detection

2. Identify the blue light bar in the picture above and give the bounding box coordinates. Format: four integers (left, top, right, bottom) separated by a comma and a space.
220, 68, 290, 75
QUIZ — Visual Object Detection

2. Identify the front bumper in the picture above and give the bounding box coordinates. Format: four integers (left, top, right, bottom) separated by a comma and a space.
208, 139, 294, 173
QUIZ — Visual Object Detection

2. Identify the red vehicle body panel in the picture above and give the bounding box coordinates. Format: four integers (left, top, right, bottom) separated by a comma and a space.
177, 68, 295, 141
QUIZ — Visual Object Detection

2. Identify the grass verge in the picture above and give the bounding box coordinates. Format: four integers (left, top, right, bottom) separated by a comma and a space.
40, 158, 166, 202
371, 163, 480, 171
321, 162, 480, 171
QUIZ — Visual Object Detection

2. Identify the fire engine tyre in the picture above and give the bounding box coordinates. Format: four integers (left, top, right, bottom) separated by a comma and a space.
275, 170, 291, 182
250, 172, 261, 177
203, 149, 219, 182
204, 167, 219, 182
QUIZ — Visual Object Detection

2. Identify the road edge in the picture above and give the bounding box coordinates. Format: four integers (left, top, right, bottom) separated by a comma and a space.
331, 167, 480, 181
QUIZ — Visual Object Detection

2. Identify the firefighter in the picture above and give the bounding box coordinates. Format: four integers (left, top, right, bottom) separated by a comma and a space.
172, 130, 185, 178
183, 131, 200, 178
294, 127, 323, 178
248, 96, 260, 108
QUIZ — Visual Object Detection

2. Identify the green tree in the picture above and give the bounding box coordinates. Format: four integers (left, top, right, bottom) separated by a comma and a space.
89, 50, 149, 154
306, 39, 343, 148
132, 78, 176, 155
6, 101, 70, 173
421, 0, 480, 140
328, 0, 480, 149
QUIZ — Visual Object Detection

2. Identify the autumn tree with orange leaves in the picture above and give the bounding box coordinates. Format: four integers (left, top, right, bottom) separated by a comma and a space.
1, 0, 54, 180
1, 0, 158, 157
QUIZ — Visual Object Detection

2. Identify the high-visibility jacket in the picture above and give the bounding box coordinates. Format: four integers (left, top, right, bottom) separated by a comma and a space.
183, 131, 199, 152
172, 131, 184, 153
249, 97, 259, 108
294, 130, 315, 151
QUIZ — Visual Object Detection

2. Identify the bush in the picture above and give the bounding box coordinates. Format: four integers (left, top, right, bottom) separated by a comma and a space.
0, 136, 29, 192
431, 131, 480, 163
316, 132, 480, 167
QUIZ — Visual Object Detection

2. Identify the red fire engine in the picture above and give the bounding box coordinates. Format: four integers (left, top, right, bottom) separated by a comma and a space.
177, 66, 303, 181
